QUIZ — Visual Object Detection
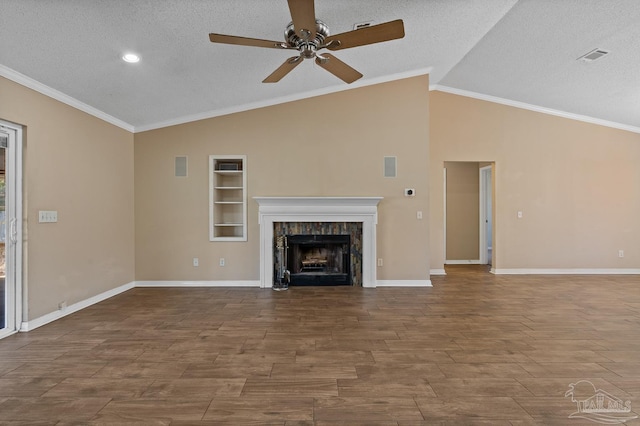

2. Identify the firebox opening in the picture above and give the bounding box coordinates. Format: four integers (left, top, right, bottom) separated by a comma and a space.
287, 234, 351, 286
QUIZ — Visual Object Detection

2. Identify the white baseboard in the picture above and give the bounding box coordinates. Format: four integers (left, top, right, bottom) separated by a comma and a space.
20, 277, 445, 333
376, 280, 432, 287
134, 280, 261, 287
430, 269, 447, 276
19, 280, 260, 333
492, 268, 640, 275
445, 260, 482, 265
20, 281, 135, 332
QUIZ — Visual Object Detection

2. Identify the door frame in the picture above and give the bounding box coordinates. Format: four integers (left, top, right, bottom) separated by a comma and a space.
0, 119, 24, 339
443, 167, 447, 261
479, 165, 492, 265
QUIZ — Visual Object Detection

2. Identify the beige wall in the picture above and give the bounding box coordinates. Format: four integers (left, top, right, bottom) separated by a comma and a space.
0, 76, 135, 320
134, 76, 430, 282
444, 161, 479, 260
430, 90, 640, 271
4, 68, 637, 323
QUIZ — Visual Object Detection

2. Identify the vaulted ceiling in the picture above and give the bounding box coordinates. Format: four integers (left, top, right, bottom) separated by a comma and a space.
1, 0, 639, 133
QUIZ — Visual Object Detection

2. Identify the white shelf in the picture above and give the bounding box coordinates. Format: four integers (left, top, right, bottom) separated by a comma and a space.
209, 155, 247, 241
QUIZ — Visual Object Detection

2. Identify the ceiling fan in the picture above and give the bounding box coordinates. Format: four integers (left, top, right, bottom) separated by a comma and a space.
209, 0, 405, 84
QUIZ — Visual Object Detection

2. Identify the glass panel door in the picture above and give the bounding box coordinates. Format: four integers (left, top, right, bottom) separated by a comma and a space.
0, 134, 7, 332
0, 120, 22, 338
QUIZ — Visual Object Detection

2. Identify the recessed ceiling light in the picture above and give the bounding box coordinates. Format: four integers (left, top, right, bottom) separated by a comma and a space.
122, 53, 140, 63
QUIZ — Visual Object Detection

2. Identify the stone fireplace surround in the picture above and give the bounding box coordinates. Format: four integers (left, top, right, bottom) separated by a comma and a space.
254, 197, 382, 288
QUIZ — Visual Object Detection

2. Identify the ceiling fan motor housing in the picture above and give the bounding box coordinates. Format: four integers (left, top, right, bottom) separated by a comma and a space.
285, 19, 329, 57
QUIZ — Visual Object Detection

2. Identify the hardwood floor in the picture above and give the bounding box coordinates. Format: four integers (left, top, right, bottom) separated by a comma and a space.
0, 265, 639, 424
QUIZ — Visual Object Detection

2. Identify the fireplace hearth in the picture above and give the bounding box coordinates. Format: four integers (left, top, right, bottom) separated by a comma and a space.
287, 234, 351, 286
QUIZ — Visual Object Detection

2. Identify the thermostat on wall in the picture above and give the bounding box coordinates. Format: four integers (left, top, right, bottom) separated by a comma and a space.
404, 188, 415, 197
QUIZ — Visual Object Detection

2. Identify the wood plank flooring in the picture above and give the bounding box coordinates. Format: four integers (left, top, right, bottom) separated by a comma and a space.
1, 265, 639, 424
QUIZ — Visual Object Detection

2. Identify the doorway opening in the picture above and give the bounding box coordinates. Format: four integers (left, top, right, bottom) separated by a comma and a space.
479, 165, 493, 266
443, 161, 494, 271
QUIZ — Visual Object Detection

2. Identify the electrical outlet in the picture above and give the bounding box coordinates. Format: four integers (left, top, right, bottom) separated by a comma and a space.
193, 257, 199, 267
619, 250, 624, 258
219, 258, 225, 267
377, 258, 383, 267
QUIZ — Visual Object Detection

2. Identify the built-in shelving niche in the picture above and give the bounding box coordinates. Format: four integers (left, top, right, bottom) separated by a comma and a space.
209, 155, 247, 241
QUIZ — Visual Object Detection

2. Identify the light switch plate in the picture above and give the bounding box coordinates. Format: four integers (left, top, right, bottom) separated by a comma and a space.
39, 210, 58, 223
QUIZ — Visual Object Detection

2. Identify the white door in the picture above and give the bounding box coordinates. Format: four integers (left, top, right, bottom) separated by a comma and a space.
0, 120, 23, 338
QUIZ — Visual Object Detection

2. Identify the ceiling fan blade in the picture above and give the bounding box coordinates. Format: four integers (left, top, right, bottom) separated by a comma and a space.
324, 19, 405, 51
315, 53, 362, 84
263, 56, 304, 83
209, 33, 288, 49
287, 0, 316, 40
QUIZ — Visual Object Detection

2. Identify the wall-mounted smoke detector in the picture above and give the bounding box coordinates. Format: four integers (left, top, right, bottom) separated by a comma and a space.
353, 21, 374, 30
577, 48, 609, 62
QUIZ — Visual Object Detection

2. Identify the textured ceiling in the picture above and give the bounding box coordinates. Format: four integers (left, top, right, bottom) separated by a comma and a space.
1, 0, 639, 133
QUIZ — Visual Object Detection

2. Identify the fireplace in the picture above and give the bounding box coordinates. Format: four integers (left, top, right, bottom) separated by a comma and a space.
274, 221, 362, 286
254, 197, 383, 288
286, 234, 351, 286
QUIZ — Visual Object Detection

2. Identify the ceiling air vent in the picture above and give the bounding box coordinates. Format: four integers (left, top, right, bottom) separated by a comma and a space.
577, 48, 609, 62
353, 21, 373, 30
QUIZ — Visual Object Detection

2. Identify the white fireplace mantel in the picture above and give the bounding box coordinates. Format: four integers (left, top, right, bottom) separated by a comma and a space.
254, 197, 383, 288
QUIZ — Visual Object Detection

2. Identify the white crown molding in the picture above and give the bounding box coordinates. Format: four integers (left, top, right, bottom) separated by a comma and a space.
135, 67, 433, 132
492, 268, 640, 275
5, 61, 638, 136
430, 84, 640, 135
2, 62, 428, 134
0, 65, 135, 133
376, 280, 432, 287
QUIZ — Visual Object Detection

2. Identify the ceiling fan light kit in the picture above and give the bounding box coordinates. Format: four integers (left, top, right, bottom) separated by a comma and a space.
208, 0, 404, 84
